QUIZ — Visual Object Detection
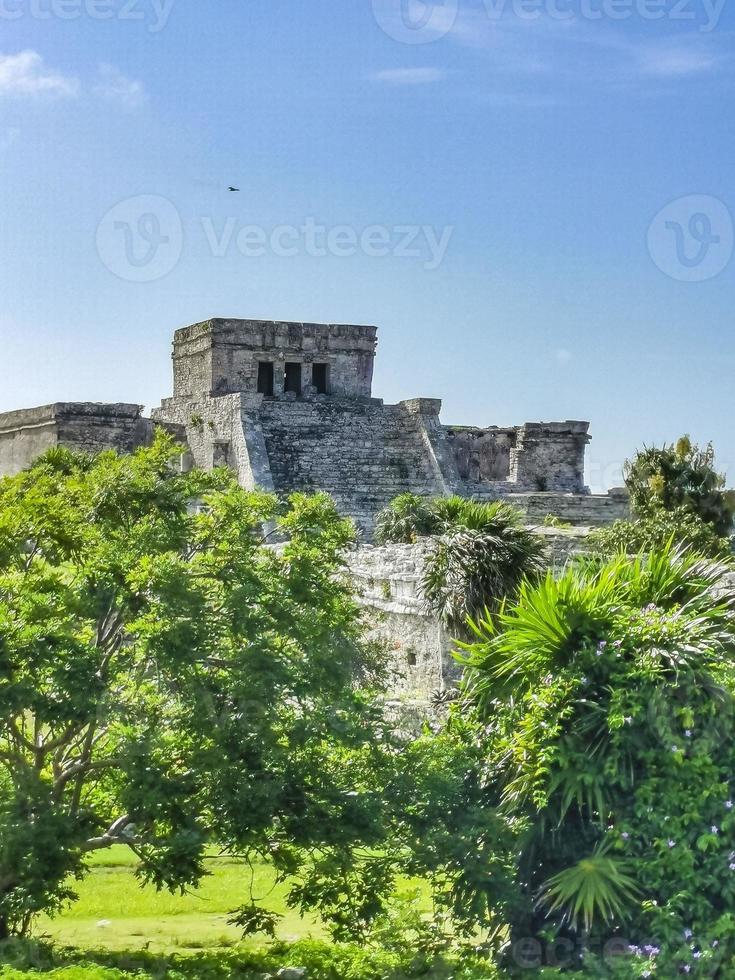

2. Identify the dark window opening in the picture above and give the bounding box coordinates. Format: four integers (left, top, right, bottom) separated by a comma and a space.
284, 362, 302, 395
312, 362, 329, 394
407, 651, 417, 667
212, 441, 230, 468
257, 361, 274, 396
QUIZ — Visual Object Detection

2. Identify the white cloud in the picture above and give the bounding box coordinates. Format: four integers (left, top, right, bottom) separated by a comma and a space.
0, 51, 78, 98
636, 38, 722, 77
93, 63, 147, 109
370, 67, 447, 85
439, 8, 729, 89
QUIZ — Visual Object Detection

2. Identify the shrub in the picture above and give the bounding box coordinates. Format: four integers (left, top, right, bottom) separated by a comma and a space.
624, 436, 735, 537
0, 939, 505, 980
459, 544, 735, 975
587, 507, 732, 561
374, 493, 437, 544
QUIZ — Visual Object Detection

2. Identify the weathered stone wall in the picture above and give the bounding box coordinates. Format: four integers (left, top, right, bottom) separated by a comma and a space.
0, 405, 60, 477
446, 421, 589, 493
447, 426, 516, 482
171, 319, 377, 400
259, 397, 452, 531
346, 541, 459, 698
509, 422, 590, 492
0, 403, 156, 477
512, 489, 630, 526
346, 529, 593, 699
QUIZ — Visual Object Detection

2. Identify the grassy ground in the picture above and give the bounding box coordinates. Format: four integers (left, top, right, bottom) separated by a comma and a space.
35, 847, 324, 954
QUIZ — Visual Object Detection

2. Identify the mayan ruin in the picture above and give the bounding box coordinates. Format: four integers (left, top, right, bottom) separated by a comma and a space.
0, 317, 629, 534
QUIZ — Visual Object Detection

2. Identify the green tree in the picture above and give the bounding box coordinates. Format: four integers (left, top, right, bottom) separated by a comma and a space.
420, 498, 547, 633
373, 493, 437, 544
0, 434, 387, 938
458, 545, 735, 974
374, 495, 547, 634
624, 435, 735, 537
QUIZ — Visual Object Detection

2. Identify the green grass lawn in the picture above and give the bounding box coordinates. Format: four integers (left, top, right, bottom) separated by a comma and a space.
35, 847, 325, 954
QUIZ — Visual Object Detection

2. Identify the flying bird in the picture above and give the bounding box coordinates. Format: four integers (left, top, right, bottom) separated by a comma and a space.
228, 186, 240, 192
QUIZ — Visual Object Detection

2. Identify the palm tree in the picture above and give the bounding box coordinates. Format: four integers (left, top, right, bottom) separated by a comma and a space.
421, 498, 547, 633
459, 544, 735, 957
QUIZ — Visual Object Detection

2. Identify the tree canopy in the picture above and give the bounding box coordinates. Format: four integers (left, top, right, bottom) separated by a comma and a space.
0, 434, 387, 938
624, 435, 735, 537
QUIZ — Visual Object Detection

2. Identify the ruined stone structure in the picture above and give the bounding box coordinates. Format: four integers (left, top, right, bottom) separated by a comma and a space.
0, 403, 162, 478
0, 318, 629, 533
348, 529, 594, 702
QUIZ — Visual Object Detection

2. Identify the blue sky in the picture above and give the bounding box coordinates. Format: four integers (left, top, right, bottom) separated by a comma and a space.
0, 0, 733, 490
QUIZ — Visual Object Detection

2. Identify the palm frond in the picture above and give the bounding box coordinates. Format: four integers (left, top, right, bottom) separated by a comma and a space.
537, 844, 641, 932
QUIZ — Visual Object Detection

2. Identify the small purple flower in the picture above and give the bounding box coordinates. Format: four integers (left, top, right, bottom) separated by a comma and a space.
726, 801, 733, 810
693, 950, 702, 959
729, 862, 735, 871
621, 831, 630, 840
642, 972, 651, 979
683, 966, 691, 974
624, 716, 633, 724
613, 639, 622, 647
684, 729, 692, 737
684, 928, 693, 939
668, 839, 676, 848
713, 940, 719, 948
672, 745, 679, 753
581, 677, 589, 686
712, 826, 719, 834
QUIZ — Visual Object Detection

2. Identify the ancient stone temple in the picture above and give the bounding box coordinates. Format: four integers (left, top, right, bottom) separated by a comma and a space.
0, 318, 628, 533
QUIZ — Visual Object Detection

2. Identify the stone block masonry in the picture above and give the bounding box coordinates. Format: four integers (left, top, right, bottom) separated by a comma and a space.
347, 529, 595, 700
0, 403, 159, 478
0, 316, 629, 536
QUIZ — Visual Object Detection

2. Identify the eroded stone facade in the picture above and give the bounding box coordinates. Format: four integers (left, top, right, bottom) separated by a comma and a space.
0, 403, 162, 478
0, 318, 629, 533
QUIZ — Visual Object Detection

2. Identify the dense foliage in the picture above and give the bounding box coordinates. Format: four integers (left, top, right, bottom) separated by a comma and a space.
624, 436, 735, 537
0, 434, 390, 939
459, 545, 735, 975
0, 938, 509, 980
374, 495, 546, 632
587, 506, 732, 561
